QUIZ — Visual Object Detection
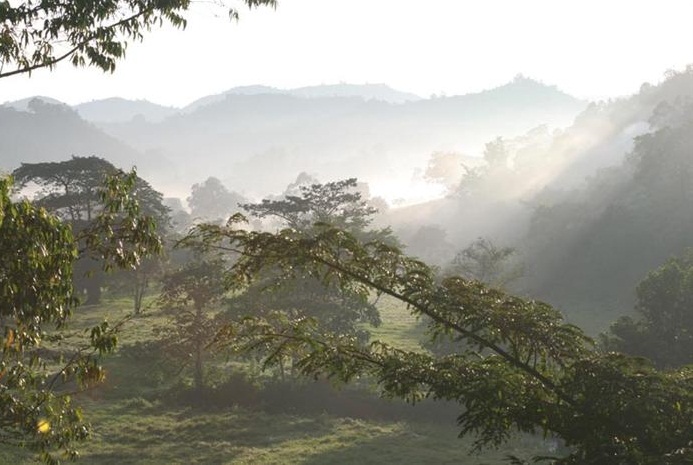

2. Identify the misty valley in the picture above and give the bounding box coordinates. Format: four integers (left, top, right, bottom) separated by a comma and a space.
2, 68, 692, 464
1, 2, 693, 462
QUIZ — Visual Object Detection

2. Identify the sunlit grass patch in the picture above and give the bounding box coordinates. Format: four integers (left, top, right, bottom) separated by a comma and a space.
6, 292, 553, 465
69, 400, 546, 465
366, 294, 426, 352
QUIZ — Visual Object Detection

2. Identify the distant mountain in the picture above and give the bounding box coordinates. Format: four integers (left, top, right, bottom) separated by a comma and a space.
3, 96, 66, 111
289, 83, 422, 103
93, 77, 585, 199
0, 100, 173, 191
183, 83, 422, 113
185, 85, 282, 113
74, 97, 178, 123
380, 68, 693, 331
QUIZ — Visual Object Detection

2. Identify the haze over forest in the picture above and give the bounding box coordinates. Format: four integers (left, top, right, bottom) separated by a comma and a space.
3, 76, 586, 203
4, 66, 693, 325
2, 1, 693, 463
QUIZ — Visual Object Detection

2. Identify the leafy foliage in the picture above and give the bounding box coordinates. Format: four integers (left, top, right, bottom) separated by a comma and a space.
226, 273, 380, 345
224, 179, 390, 353
184, 219, 693, 464
157, 257, 228, 390
13, 156, 168, 305
448, 237, 524, 289
0, 0, 277, 78
603, 249, 693, 368
241, 178, 379, 235
0, 171, 163, 463
187, 176, 246, 224
13, 156, 169, 226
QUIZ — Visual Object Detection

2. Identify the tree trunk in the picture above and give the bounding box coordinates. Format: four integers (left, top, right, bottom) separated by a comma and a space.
133, 270, 148, 314
84, 274, 103, 306
193, 304, 204, 391
194, 340, 204, 392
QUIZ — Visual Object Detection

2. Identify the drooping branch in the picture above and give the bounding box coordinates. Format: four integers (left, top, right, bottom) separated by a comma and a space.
0, 0, 277, 79
184, 222, 587, 408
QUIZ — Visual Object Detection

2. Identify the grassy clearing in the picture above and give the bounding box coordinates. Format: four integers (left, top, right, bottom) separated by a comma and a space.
8, 294, 552, 464
80, 402, 473, 464
5, 399, 548, 465
366, 294, 426, 352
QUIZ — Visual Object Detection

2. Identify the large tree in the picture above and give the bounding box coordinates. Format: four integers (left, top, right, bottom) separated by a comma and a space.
224, 178, 387, 355
0, 0, 277, 79
187, 176, 246, 224
448, 237, 524, 290
0, 171, 163, 463
603, 249, 693, 369
185, 221, 693, 464
158, 257, 227, 391
13, 156, 169, 305
242, 177, 385, 238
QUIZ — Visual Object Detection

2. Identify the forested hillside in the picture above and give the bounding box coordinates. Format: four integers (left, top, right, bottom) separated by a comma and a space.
2, 77, 584, 200
390, 67, 693, 331
0, 99, 164, 174
2, 1, 692, 462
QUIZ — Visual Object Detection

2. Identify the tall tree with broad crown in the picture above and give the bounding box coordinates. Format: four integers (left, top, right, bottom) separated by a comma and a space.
13, 156, 169, 305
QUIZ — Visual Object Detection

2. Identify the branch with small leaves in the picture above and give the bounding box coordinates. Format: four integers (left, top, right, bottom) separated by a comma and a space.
184, 216, 693, 464
0, 0, 277, 79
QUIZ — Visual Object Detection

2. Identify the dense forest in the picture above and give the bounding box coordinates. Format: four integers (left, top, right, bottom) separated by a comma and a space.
1, 1, 692, 464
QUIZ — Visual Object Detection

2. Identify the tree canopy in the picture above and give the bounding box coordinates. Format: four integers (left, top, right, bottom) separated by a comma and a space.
448, 237, 524, 290
158, 256, 228, 391
0, 170, 163, 463
187, 177, 246, 224
242, 178, 378, 234
12, 156, 169, 305
0, 0, 277, 79
224, 178, 386, 352
13, 156, 169, 225
184, 219, 693, 464
603, 249, 693, 369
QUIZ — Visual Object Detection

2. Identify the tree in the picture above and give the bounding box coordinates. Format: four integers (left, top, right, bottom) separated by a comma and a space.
0, 171, 163, 463
225, 179, 387, 352
187, 177, 247, 224
448, 237, 524, 290
0, 0, 277, 79
157, 257, 227, 391
185, 221, 693, 464
13, 156, 169, 224
423, 151, 467, 192
242, 177, 381, 236
13, 156, 170, 305
483, 136, 510, 169
226, 271, 380, 344
405, 224, 455, 266
603, 249, 693, 369
109, 255, 163, 314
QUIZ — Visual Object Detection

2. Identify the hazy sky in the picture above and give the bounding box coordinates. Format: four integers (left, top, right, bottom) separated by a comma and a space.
1, 0, 692, 107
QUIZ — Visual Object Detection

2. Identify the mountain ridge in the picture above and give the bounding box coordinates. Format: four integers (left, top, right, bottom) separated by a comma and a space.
3, 77, 581, 124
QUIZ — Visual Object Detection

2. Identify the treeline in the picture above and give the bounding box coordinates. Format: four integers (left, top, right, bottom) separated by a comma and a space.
396, 67, 693, 330
5, 155, 693, 463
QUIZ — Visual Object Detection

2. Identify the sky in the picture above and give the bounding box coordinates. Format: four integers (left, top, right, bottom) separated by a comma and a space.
1, 0, 692, 107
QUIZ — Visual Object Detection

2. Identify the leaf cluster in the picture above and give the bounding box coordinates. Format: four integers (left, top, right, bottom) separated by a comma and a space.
0, 0, 277, 78
186, 219, 693, 463
241, 178, 378, 234
603, 248, 693, 368
1, 172, 163, 463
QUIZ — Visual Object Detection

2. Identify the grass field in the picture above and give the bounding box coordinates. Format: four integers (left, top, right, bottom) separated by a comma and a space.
3, 293, 554, 464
